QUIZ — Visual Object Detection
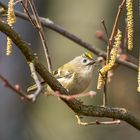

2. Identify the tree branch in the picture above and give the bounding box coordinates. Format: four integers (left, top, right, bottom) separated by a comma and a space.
0, 20, 139, 130
0, 74, 32, 101
21, 0, 52, 72
0, 1, 138, 71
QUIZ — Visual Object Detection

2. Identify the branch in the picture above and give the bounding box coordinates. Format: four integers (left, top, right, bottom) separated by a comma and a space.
101, 20, 110, 106
75, 115, 121, 126
0, 20, 140, 130
52, 91, 96, 100
0, 1, 138, 71
27, 62, 42, 101
109, 0, 126, 45
22, 0, 52, 72
0, 74, 31, 101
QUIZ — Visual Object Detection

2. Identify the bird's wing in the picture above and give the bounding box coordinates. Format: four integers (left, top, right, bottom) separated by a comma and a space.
53, 68, 73, 79
27, 68, 74, 93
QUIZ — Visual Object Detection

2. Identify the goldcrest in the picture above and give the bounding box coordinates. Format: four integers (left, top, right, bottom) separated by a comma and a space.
27, 52, 96, 95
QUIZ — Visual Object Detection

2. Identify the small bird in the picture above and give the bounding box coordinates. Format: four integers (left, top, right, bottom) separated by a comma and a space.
27, 52, 96, 95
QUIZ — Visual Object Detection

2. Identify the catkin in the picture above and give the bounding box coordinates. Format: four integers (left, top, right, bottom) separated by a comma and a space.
126, 0, 133, 50
97, 30, 122, 89
6, 0, 16, 55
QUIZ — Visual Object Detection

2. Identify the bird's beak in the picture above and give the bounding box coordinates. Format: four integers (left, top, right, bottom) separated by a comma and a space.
88, 59, 101, 66
88, 60, 96, 65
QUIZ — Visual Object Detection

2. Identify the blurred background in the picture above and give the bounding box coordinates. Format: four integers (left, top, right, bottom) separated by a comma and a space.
0, 0, 140, 140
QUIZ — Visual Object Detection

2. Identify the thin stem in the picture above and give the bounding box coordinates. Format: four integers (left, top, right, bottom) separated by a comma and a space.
76, 115, 121, 126
0, 74, 31, 101
27, 62, 42, 102
20, 1, 37, 27
101, 20, 111, 106
26, 0, 52, 72
101, 20, 110, 48
52, 91, 96, 100
109, 0, 126, 45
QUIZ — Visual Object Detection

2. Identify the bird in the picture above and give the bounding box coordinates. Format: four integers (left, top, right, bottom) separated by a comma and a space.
27, 52, 96, 95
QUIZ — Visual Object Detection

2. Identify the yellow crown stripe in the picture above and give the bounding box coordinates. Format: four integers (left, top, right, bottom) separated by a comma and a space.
84, 52, 93, 59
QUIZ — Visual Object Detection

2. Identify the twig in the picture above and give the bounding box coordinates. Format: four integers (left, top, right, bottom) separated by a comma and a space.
0, 74, 31, 101
51, 91, 96, 100
0, 2, 138, 71
0, 64, 42, 102
101, 20, 110, 47
27, 62, 42, 101
21, 0, 52, 72
109, 0, 126, 45
101, 20, 110, 106
0, 20, 140, 130
76, 115, 121, 126
20, 1, 37, 27
29, 0, 52, 72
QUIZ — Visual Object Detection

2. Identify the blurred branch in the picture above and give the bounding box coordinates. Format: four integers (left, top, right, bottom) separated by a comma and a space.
21, 0, 52, 72
0, 74, 31, 101
0, 1, 138, 71
0, 20, 140, 130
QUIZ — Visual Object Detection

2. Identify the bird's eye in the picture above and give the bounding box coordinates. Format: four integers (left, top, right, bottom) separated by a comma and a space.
83, 59, 87, 63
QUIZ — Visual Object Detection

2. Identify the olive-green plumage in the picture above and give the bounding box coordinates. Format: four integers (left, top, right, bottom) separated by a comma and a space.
27, 53, 96, 95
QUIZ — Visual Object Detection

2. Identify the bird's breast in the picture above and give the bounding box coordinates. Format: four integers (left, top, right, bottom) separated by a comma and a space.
58, 71, 92, 94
